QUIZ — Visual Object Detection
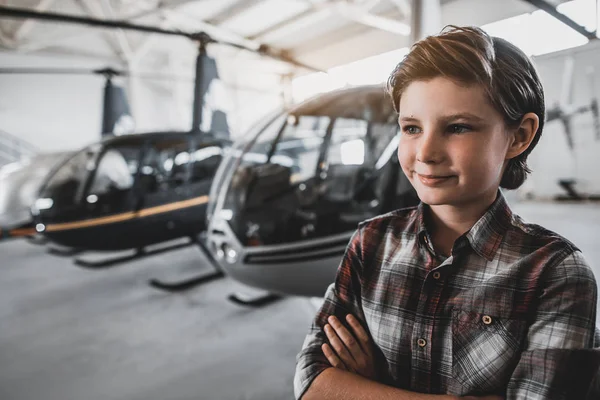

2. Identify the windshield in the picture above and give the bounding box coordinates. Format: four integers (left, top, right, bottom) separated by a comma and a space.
38, 144, 101, 209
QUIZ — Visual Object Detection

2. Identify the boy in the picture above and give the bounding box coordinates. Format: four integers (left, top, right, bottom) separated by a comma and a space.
294, 26, 599, 399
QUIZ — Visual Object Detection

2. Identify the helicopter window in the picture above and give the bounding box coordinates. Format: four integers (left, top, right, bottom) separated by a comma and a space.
270, 115, 330, 183
87, 146, 139, 198
237, 114, 287, 166
39, 145, 101, 207
139, 138, 190, 192
326, 118, 369, 166
321, 119, 399, 204
189, 144, 223, 182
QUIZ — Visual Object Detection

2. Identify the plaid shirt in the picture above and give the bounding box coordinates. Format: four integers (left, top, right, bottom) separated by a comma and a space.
294, 192, 599, 399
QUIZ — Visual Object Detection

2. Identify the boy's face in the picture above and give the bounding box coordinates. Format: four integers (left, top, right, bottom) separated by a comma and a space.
397, 77, 511, 208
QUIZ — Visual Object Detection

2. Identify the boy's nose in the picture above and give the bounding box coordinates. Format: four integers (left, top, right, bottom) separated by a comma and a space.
416, 131, 444, 164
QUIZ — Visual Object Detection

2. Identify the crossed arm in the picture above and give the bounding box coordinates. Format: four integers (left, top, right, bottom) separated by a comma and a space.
301, 314, 500, 400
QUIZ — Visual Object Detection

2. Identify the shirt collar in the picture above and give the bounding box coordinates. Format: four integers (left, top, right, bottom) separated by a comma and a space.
414, 190, 513, 261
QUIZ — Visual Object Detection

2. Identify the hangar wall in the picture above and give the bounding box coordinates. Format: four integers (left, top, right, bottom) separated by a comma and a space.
0, 51, 188, 152
528, 40, 600, 199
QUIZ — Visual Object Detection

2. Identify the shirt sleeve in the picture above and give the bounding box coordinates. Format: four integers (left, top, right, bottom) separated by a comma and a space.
506, 250, 599, 400
293, 228, 366, 400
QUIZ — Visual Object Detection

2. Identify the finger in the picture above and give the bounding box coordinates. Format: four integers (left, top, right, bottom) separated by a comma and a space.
345, 314, 371, 351
322, 343, 346, 370
324, 324, 356, 367
328, 316, 361, 360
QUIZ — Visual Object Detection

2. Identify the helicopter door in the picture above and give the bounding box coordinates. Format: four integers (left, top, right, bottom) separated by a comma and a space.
80, 144, 141, 243
136, 136, 193, 236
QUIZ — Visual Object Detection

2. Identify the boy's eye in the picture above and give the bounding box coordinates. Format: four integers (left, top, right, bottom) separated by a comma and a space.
448, 124, 471, 134
402, 125, 421, 135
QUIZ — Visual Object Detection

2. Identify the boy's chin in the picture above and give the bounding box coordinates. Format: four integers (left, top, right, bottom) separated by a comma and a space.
416, 190, 461, 206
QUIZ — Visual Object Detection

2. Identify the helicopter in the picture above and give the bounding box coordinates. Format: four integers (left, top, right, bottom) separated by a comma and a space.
205, 85, 420, 302
204, 66, 600, 304
25, 44, 233, 275
0, 67, 134, 242
0, 4, 322, 290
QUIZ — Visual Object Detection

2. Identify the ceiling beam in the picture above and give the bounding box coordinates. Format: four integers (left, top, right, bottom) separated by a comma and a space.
248, 8, 316, 40
12, 0, 57, 41
0, 26, 16, 48
99, 0, 134, 61
292, 8, 404, 56
388, 0, 411, 18
162, 9, 319, 72
0, 5, 322, 72
521, 0, 596, 40
130, 13, 173, 66
251, 0, 409, 42
120, 0, 210, 21
334, 2, 410, 35
76, 0, 133, 62
206, 0, 263, 25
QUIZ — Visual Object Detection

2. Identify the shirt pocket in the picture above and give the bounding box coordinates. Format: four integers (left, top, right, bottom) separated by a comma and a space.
450, 309, 526, 396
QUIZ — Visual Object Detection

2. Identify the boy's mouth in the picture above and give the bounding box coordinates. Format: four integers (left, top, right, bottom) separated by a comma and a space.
416, 173, 454, 187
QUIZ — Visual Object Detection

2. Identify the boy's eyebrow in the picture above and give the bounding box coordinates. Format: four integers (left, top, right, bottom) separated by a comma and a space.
398, 113, 486, 123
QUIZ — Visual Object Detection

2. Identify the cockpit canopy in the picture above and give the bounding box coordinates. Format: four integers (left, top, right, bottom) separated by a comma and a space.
208, 86, 419, 247
35, 132, 229, 224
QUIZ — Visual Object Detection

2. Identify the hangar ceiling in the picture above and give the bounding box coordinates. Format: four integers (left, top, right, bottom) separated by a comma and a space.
0, 0, 574, 75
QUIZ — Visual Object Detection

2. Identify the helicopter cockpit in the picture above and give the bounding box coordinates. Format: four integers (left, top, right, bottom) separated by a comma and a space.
209, 86, 419, 248
33, 132, 230, 251
206, 86, 420, 296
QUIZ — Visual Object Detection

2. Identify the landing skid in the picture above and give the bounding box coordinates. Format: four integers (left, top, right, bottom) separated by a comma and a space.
148, 270, 224, 292
228, 292, 281, 307
74, 240, 193, 269
47, 246, 84, 257
148, 236, 225, 292
27, 235, 48, 246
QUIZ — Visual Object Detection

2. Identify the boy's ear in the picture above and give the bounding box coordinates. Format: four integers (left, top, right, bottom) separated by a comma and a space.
506, 112, 539, 160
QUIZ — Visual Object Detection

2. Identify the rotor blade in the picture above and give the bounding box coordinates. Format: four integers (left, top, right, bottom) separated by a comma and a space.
0, 67, 99, 75
0, 5, 193, 38
0, 5, 323, 72
0, 66, 197, 82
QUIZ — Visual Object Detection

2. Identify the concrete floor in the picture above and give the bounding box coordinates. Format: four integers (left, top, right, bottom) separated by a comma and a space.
0, 239, 316, 400
0, 201, 598, 400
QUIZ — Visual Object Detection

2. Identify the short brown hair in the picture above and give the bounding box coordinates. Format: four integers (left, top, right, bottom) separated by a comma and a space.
387, 26, 545, 190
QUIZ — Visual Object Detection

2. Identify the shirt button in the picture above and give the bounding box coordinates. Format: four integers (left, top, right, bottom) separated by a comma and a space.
482, 315, 493, 325
432, 271, 441, 280
417, 338, 427, 347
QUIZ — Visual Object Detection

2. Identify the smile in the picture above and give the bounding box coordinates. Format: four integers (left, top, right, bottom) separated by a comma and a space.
416, 174, 454, 187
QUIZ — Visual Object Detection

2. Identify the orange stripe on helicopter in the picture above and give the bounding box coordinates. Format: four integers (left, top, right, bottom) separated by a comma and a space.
44, 195, 209, 232
9, 228, 36, 237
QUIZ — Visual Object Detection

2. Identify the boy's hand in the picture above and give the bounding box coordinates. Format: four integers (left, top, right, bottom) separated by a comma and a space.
321, 314, 377, 380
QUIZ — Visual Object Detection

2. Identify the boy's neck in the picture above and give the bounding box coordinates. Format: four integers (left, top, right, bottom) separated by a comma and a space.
426, 189, 499, 256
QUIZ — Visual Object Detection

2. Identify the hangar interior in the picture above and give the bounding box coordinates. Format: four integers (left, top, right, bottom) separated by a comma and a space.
1, 0, 600, 399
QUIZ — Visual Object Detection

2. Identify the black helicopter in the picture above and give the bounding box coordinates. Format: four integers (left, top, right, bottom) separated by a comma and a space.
27, 44, 232, 275
206, 85, 420, 301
